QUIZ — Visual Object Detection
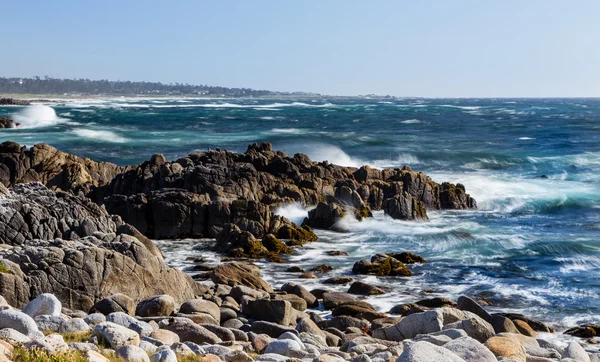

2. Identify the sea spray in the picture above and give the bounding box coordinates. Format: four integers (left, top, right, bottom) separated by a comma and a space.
12, 105, 64, 128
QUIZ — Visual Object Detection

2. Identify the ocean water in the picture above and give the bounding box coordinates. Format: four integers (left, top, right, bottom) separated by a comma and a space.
2, 97, 600, 330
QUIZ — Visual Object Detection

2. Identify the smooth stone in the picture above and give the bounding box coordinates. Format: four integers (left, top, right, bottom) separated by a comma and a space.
373, 310, 443, 341
179, 299, 221, 323
444, 336, 497, 362
163, 320, 222, 344
107, 312, 153, 337
485, 336, 527, 362
255, 353, 290, 362
91, 294, 135, 316
513, 319, 536, 337
0, 328, 31, 343
59, 317, 92, 334
149, 329, 180, 345
457, 296, 492, 322
491, 315, 521, 334
34, 315, 69, 332
85, 313, 107, 326
444, 316, 495, 343
265, 339, 306, 358
562, 341, 590, 362
26, 334, 69, 354
22, 294, 62, 318
397, 341, 466, 362
93, 322, 141, 349
136, 295, 176, 318
0, 310, 41, 337
170, 342, 195, 356
251, 321, 298, 338
149, 349, 178, 362
116, 345, 151, 362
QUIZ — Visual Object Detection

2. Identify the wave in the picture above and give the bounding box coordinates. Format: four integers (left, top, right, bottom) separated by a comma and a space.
72, 129, 129, 143
519, 137, 535, 140
270, 128, 306, 134
273, 203, 312, 225
429, 171, 600, 213
11, 105, 66, 128
401, 119, 421, 124
300, 144, 366, 168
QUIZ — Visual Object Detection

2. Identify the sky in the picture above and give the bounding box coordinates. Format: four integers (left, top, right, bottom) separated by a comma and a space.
3, 1, 600, 97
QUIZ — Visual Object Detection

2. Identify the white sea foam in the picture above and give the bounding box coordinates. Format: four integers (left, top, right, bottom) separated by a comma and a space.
401, 119, 421, 124
12, 105, 66, 128
273, 203, 312, 225
270, 128, 306, 134
303, 144, 365, 168
72, 129, 129, 143
519, 137, 535, 140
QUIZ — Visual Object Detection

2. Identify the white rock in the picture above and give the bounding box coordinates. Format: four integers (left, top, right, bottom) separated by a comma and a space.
396, 341, 466, 362
22, 294, 61, 318
85, 313, 107, 326
255, 353, 290, 362
279, 331, 307, 349
93, 322, 140, 349
0, 310, 41, 337
59, 317, 91, 334
139, 340, 159, 354
170, 342, 194, 356
0, 328, 31, 343
116, 345, 151, 362
562, 341, 590, 362
107, 312, 153, 337
149, 349, 177, 362
34, 315, 69, 332
443, 336, 497, 362
443, 317, 495, 343
26, 334, 69, 354
375, 310, 444, 341
265, 339, 306, 358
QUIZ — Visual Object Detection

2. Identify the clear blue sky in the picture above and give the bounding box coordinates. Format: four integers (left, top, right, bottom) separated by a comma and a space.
4, 1, 599, 97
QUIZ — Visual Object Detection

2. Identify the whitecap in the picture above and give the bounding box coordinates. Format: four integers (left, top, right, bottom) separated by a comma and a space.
72, 129, 129, 143
273, 203, 313, 225
519, 137, 535, 140
401, 119, 421, 124
12, 105, 66, 128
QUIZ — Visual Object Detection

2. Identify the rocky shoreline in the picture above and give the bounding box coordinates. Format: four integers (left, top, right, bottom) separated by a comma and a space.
0, 141, 596, 361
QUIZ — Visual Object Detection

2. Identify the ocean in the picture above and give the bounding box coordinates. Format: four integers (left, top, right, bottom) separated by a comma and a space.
1, 97, 600, 330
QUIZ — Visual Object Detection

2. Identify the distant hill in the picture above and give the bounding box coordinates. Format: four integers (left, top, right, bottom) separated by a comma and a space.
0, 76, 318, 97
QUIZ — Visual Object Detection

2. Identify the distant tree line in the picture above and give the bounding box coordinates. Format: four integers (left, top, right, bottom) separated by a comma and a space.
0, 76, 295, 97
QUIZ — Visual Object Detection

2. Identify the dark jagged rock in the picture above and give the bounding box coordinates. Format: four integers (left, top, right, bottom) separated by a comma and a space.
0, 118, 20, 129
0, 141, 476, 260
0, 183, 200, 310
352, 253, 413, 277
388, 251, 426, 264
0, 98, 30, 105
382, 192, 428, 220
303, 202, 347, 231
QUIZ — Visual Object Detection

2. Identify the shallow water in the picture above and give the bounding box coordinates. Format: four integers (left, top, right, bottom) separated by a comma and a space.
2, 97, 600, 329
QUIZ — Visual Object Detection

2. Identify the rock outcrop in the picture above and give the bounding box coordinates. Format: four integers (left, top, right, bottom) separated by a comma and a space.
0, 142, 124, 192
0, 117, 20, 129
0, 183, 200, 310
0, 141, 476, 259
0, 98, 31, 105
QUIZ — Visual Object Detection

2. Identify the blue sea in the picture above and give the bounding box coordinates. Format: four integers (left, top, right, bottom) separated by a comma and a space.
2, 97, 600, 330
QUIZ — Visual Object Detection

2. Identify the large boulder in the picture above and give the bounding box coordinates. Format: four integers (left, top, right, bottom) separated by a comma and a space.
373, 310, 443, 341
397, 341, 466, 362
93, 322, 140, 349
0, 183, 201, 310
244, 300, 295, 326
0, 309, 41, 338
352, 253, 413, 277
22, 293, 62, 317
210, 262, 274, 292
382, 192, 428, 220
